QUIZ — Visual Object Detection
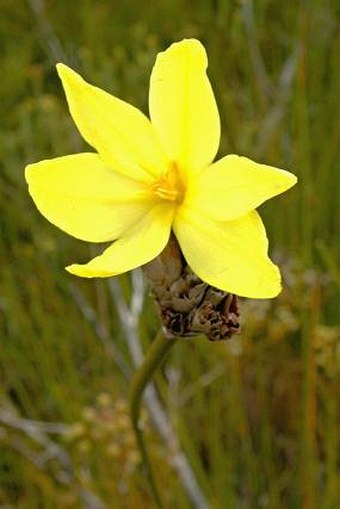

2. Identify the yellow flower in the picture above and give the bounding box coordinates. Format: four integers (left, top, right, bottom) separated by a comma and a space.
25, 39, 297, 298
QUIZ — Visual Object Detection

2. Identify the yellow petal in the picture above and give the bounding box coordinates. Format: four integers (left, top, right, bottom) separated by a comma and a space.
173, 206, 281, 298
186, 155, 298, 221
149, 39, 220, 173
56, 63, 168, 182
25, 153, 151, 242
67, 204, 174, 277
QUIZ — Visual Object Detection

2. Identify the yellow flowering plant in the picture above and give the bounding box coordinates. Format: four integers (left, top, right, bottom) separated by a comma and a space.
26, 39, 296, 299
25, 39, 297, 506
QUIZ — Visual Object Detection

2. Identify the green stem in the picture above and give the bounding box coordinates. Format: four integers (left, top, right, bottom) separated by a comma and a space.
130, 329, 179, 508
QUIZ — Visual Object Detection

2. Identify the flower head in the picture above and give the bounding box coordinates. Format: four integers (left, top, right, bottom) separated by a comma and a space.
25, 39, 297, 298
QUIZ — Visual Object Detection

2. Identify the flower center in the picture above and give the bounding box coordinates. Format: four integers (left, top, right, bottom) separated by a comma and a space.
152, 162, 185, 204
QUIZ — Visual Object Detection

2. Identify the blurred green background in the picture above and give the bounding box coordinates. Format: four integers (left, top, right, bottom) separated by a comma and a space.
0, 0, 339, 507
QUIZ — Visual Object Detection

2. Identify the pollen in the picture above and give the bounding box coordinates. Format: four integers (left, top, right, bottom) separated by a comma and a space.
152, 162, 185, 203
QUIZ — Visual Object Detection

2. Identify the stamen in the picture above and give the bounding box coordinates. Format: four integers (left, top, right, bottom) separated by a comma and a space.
152, 162, 185, 203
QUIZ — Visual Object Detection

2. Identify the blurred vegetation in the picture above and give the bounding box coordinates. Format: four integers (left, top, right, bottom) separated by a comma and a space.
0, 0, 339, 507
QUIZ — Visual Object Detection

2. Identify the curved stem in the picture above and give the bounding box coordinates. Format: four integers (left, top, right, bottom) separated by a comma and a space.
130, 329, 179, 508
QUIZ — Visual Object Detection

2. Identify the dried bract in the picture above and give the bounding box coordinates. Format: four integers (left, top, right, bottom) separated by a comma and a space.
144, 236, 240, 341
